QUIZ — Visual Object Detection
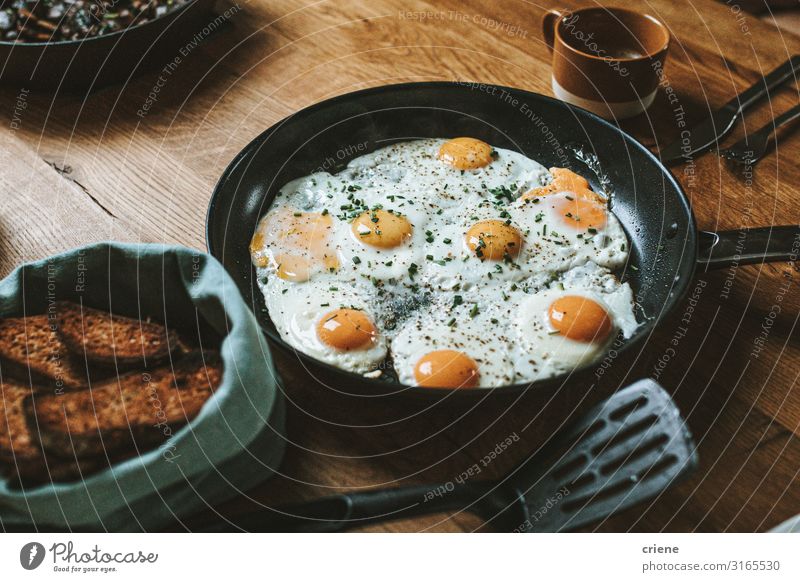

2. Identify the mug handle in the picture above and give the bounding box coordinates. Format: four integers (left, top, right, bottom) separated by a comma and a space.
542, 9, 562, 53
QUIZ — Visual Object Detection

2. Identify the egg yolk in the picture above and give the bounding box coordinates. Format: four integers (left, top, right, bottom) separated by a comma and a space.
551, 194, 607, 231
316, 308, 378, 351
274, 254, 311, 282
521, 167, 607, 204
249, 232, 268, 267
548, 295, 613, 343
414, 350, 479, 388
351, 209, 413, 248
250, 209, 339, 282
438, 137, 494, 170
465, 220, 523, 260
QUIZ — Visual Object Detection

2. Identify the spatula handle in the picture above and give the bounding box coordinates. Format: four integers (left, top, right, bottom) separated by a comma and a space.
197, 482, 497, 532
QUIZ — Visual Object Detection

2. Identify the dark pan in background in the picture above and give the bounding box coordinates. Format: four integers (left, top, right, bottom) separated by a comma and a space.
206, 82, 800, 401
0, 0, 216, 91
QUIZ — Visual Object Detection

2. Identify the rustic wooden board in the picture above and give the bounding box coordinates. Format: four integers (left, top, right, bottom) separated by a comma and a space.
1, 0, 799, 532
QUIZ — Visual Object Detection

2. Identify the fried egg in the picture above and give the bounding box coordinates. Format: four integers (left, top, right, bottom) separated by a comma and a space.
249, 208, 339, 282
392, 297, 517, 388
261, 278, 387, 373
335, 206, 428, 281
511, 270, 637, 382
516, 166, 628, 269
250, 138, 637, 387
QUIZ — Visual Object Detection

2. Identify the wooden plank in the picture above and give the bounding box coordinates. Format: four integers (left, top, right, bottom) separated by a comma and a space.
0, 130, 135, 276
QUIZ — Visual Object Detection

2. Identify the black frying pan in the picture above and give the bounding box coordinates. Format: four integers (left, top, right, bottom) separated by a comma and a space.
0, 0, 215, 91
206, 82, 800, 400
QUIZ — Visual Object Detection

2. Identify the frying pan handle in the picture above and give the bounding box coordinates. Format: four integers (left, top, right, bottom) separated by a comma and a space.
697, 226, 800, 269
196, 482, 497, 532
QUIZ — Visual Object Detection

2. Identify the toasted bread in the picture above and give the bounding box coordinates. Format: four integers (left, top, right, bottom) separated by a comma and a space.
55, 301, 180, 367
0, 380, 98, 484
0, 380, 42, 466
0, 315, 91, 391
1, 380, 143, 486
34, 353, 221, 459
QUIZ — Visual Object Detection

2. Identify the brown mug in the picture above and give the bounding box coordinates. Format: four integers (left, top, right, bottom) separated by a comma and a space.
542, 7, 670, 119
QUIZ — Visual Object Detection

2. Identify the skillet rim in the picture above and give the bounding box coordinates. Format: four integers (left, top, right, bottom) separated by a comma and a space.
206, 80, 698, 399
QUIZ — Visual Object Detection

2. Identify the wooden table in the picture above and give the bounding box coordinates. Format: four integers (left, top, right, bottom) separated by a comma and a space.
2, 0, 799, 532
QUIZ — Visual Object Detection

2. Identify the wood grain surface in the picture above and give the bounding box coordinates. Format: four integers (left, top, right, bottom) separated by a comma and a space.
1, 0, 799, 532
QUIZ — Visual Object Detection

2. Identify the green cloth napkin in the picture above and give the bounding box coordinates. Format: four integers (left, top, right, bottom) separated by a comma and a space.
0, 242, 285, 531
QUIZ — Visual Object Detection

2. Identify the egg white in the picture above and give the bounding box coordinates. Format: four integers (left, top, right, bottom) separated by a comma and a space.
392, 304, 517, 388
510, 274, 637, 382
262, 277, 388, 374
333, 204, 428, 282
252, 139, 637, 386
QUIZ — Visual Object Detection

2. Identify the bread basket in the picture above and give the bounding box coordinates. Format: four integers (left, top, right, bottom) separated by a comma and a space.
0, 242, 285, 531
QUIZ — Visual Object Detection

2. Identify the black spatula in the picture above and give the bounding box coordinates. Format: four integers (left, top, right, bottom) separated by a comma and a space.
199, 378, 697, 532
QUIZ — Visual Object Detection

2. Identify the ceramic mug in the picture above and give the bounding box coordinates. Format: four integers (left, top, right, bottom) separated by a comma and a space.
542, 7, 670, 119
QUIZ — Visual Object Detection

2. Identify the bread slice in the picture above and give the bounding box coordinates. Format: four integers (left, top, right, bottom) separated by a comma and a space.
55, 301, 180, 367
0, 380, 42, 466
0, 315, 91, 391
33, 353, 221, 459
0, 380, 104, 484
